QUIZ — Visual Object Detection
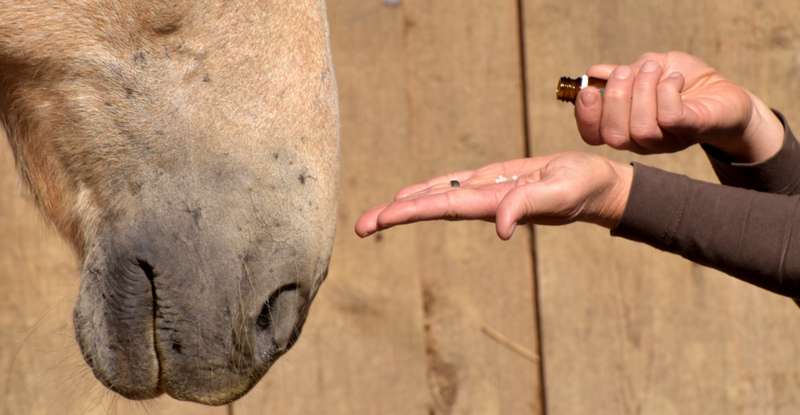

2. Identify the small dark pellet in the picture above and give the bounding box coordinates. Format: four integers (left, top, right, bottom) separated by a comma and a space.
450, 180, 460, 188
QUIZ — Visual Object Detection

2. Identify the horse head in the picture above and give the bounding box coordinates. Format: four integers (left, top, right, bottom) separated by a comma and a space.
0, 0, 338, 404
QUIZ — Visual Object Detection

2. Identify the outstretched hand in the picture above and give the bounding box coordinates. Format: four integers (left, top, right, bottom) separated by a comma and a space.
355, 152, 633, 239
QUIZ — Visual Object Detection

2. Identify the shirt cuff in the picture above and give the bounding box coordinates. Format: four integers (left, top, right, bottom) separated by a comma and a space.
701, 110, 800, 194
610, 163, 691, 249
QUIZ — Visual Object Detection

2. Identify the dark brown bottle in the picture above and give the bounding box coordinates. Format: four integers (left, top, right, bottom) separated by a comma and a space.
556, 75, 607, 104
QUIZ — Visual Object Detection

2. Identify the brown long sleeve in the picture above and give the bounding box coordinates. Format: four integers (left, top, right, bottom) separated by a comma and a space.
611, 113, 800, 299
702, 112, 800, 195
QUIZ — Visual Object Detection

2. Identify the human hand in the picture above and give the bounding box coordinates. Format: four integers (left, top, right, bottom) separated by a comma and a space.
576, 51, 783, 162
355, 152, 633, 239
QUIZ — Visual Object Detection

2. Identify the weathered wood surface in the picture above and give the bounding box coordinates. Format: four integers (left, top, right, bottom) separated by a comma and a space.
1, 1, 541, 414
233, 1, 434, 413
524, 0, 800, 413
238, 1, 541, 414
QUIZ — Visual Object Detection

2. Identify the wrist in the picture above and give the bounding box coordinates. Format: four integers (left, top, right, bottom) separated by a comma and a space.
590, 160, 633, 229
707, 94, 784, 163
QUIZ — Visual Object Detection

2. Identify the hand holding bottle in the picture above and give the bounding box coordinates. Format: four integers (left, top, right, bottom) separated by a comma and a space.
355, 152, 632, 239
574, 51, 784, 162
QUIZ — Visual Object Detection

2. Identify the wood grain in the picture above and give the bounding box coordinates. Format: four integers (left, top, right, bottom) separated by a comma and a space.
236, 1, 541, 414
233, 2, 433, 413
1, 1, 543, 414
400, 1, 540, 413
523, 0, 800, 413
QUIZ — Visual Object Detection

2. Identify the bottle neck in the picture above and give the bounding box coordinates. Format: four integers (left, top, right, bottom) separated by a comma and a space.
556, 75, 607, 104
556, 76, 581, 103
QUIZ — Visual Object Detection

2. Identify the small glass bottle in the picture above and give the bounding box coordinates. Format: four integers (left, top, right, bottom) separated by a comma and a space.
556, 75, 607, 104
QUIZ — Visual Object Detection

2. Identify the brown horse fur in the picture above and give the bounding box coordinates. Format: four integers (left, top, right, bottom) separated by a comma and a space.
0, 0, 339, 405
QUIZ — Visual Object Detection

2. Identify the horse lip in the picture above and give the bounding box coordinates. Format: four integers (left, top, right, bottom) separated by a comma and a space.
137, 258, 166, 394
135, 258, 254, 405
74, 256, 164, 401
77, 249, 307, 404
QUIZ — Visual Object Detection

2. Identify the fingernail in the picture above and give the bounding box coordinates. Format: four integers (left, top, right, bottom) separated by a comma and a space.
509, 222, 517, 237
613, 65, 632, 79
668, 71, 682, 79
641, 60, 659, 73
580, 89, 598, 105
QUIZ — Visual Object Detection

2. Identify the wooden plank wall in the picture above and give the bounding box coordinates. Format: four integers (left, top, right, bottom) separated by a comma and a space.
6, 1, 800, 414
237, 1, 540, 414
1, 1, 540, 414
523, 0, 800, 414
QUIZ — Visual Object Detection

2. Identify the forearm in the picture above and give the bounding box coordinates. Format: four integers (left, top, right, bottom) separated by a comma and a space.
611, 163, 800, 299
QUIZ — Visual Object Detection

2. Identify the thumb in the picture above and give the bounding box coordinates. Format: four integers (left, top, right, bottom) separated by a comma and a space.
657, 72, 702, 130
495, 180, 569, 240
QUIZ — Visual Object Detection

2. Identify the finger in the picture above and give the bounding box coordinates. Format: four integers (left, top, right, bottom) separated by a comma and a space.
450, 157, 551, 189
401, 180, 498, 201
600, 65, 635, 150
358, 178, 509, 236
396, 182, 455, 202
471, 157, 550, 179
394, 170, 474, 200
629, 60, 664, 148
656, 72, 701, 130
495, 181, 566, 240
629, 52, 668, 73
376, 185, 513, 230
391, 182, 474, 206
575, 87, 603, 145
395, 156, 553, 203
587, 51, 668, 80
396, 164, 517, 201
354, 202, 391, 237
587, 64, 616, 79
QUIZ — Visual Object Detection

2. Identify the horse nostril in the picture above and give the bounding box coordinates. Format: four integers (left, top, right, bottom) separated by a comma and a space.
256, 283, 300, 331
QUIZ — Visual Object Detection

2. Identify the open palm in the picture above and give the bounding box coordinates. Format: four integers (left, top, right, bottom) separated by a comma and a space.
355, 152, 631, 240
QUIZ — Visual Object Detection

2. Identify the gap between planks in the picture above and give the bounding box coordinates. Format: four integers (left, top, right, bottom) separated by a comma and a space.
515, 0, 549, 413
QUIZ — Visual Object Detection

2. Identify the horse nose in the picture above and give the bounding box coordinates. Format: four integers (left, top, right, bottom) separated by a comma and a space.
74, 215, 315, 404
116, 253, 311, 404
